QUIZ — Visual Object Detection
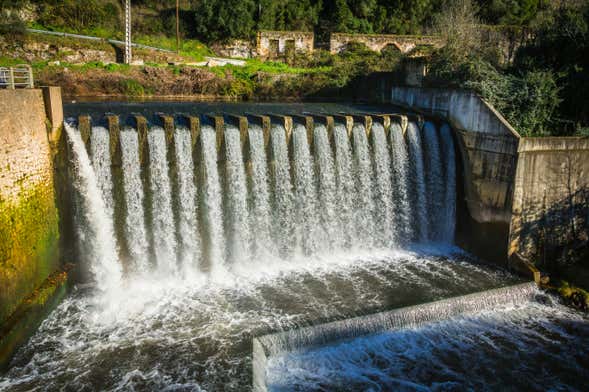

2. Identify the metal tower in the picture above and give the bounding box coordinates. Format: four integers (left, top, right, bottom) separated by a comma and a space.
124, 0, 132, 64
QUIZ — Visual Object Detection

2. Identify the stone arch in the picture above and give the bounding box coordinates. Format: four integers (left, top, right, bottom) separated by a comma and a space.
380, 42, 402, 53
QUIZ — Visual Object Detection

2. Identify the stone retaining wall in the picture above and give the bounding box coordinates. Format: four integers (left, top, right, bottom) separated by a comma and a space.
0, 89, 61, 326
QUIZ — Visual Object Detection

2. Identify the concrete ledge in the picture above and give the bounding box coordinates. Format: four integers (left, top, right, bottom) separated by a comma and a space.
518, 137, 589, 152
391, 86, 520, 138
252, 282, 536, 391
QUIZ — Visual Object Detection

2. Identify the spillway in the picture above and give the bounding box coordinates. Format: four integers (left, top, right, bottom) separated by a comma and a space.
2, 110, 584, 392
64, 114, 458, 284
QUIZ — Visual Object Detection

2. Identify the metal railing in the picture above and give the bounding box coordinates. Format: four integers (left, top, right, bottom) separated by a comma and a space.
0, 64, 34, 89
27, 28, 173, 53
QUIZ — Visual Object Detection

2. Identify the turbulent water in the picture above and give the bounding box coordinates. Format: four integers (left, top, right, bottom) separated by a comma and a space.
267, 297, 589, 392
1, 247, 524, 391
1, 118, 581, 391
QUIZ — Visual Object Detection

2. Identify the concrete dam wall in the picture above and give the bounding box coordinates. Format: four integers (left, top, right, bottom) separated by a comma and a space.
391, 87, 520, 264
392, 86, 589, 271
510, 138, 589, 269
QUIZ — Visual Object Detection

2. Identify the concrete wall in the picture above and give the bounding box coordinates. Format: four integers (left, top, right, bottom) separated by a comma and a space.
391, 87, 520, 137
392, 86, 520, 264
330, 33, 443, 54
256, 31, 314, 58
509, 138, 589, 270
0, 89, 61, 326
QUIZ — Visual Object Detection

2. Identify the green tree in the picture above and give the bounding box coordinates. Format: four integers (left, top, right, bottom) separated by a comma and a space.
193, 0, 256, 42
258, 0, 321, 31
477, 0, 547, 26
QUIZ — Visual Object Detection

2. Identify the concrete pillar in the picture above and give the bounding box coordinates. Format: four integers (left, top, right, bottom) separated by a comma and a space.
389, 114, 408, 135
225, 115, 249, 161
106, 115, 129, 269
78, 115, 92, 152
268, 115, 293, 161
42, 87, 63, 145
291, 115, 314, 154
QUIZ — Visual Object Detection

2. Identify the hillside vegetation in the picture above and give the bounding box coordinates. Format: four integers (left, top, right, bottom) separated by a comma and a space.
0, 0, 588, 136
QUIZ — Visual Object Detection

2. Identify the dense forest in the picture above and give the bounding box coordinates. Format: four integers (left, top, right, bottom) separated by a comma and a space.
0, 0, 587, 136
0, 0, 555, 41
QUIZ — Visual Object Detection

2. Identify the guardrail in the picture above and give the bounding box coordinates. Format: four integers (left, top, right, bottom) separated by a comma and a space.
27, 28, 174, 53
0, 65, 34, 89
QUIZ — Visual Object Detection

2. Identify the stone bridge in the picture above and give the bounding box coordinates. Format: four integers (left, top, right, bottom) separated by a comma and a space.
330, 33, 443, 54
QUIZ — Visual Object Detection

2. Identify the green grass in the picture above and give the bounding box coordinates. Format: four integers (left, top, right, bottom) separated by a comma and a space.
134, 35, 213, 61
241, 59, 331, 74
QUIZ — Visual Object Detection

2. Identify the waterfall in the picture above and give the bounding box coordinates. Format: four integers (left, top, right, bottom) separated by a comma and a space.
200, 125, 226, 271
120, 129, 149, 272
89, 126, 115, 222
224, 125, 251, 263
351, 124, 375, 248
270, 124, 295, 257
174, 127, 202, 271
389, 122, 412, 243
292, 124, 321, 254
333, 124, 356, 246
440, 124, 456, 242
371, 123, 395, 248
313, 124, 340, 249
65, 124, 122, 292
422, 122, 445, 241
68, 114, 458, 285
406, 121, 428, 242
147, 127, 178, 275
247, 124, 276, 260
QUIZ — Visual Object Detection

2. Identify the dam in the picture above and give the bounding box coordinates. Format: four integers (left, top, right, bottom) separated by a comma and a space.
1, 94, 588, 390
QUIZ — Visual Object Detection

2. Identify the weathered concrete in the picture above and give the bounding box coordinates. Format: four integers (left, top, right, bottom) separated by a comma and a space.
330, 33, 443, 54
256, 31, 314, 58
0, 89, 61, 326
392, 87, 520, 265
391, 87, 519, 137
509, 138, 589, 270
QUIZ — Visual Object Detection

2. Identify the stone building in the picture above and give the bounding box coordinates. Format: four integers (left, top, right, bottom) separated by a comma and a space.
256, 31, 314, 58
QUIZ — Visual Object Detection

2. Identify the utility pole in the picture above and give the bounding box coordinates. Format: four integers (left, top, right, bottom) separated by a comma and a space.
124, 0, 132, 64
176, 0, 180, 54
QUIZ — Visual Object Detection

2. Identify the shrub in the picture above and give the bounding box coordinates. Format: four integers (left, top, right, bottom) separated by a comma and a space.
0, 11, 27, 43
120, 79, 145, 97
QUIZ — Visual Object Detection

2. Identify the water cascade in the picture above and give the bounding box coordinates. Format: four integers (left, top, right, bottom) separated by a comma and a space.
313, 124, 340, 249
371, 123, 395, 247
6, 114, 582, 392
406, 121, 428, 242
65, 115, 458, 284
147, 127, 178, 275
440, 123, 457, 242
173, 127, 202, 271
224, 125, 251, 263
64, 124, 122, 292
120, 129, 150, 272
422, 121, 446, 241
389, 121, 412, 242
247, 125, 275, 259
